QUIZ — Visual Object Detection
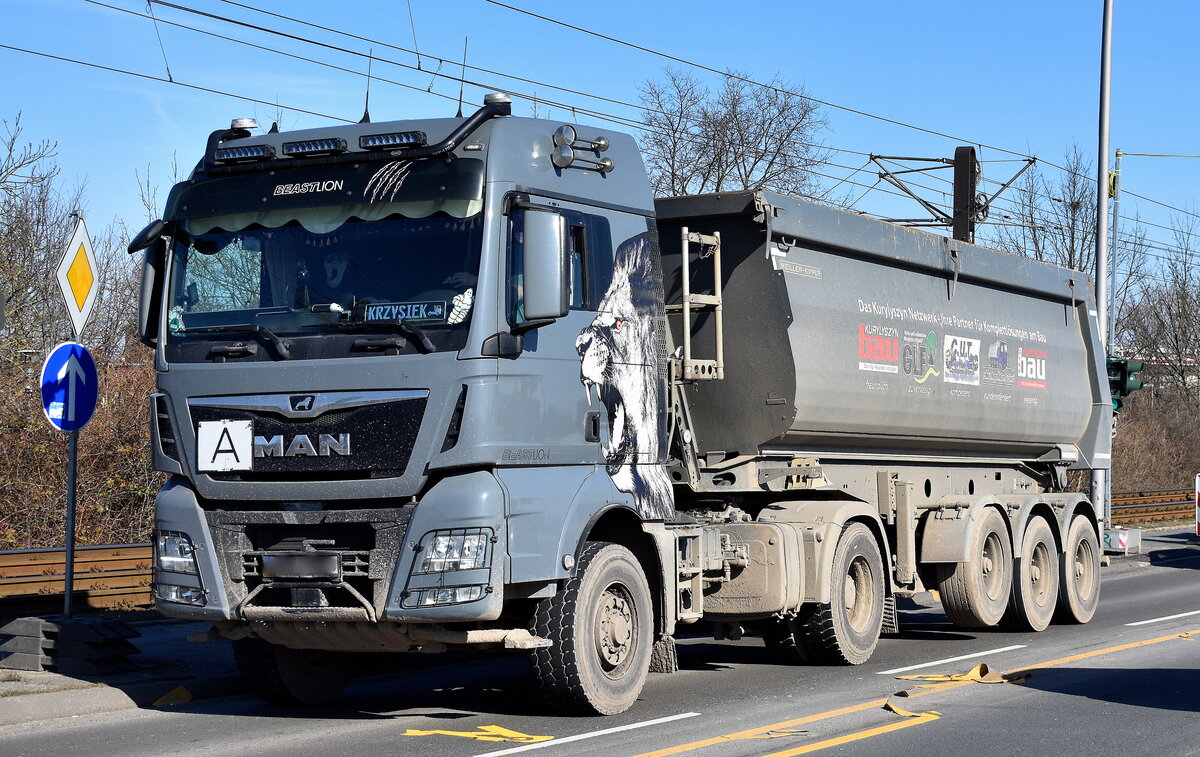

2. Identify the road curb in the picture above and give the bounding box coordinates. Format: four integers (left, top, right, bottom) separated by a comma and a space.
0, 673, 246, 728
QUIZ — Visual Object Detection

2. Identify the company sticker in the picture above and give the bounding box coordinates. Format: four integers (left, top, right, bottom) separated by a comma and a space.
1017, 347, 1047, 389
943, 335, 981, 386
857, 323, 900, 374
982, 339, 1016, 387
902, 331, 940, 392
364, 300, 447, 322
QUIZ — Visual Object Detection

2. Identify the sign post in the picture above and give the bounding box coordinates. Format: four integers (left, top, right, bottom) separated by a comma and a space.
42, 215, 100, 619
41, 343, 99, 617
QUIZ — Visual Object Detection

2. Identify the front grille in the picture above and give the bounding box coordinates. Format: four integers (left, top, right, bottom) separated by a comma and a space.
207, 506, 413, 616
191, 396, 427, 482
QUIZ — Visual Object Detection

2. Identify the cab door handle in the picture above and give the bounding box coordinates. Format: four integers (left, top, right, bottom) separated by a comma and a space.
584, 412, 601, 442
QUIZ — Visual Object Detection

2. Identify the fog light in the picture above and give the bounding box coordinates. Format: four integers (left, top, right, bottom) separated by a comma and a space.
156, 530, 199, 575
403, 584, 485, 608
155, 583, 207, 606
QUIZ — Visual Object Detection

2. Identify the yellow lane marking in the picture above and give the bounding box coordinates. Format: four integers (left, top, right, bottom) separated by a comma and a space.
635, 627, 1200, 757
758, 711, 940, 757
630, 699, 888, 757
1004, 627, 1200, 676
401, 725, 552, 744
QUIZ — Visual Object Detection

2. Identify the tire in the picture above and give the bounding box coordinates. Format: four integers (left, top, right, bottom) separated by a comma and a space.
1000, 516, 1060, 632
233, 638, 354, 705
1055, 514, 1101, 624
529, 542, 653, 715
798, 523, 884, 665
759, 616, 812, 664
936, 507, 1013, 628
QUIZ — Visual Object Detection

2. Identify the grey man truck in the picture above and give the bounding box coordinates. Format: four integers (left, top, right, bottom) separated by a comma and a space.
132, 93, 1111, 714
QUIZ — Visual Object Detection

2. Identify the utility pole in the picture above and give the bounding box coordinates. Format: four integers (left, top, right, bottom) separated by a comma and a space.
1093, 0, 1113, 530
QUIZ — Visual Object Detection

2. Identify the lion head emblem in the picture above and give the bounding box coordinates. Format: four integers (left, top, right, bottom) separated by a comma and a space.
576, 233, 674, 520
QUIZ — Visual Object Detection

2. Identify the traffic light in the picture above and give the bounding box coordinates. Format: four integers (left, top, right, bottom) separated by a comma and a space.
1107, 357, 1145, 415
953, 146, 983, 242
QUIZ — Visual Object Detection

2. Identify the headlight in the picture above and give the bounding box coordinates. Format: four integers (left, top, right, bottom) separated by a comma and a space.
156, 530, 199, 575
417, 528, 491, 573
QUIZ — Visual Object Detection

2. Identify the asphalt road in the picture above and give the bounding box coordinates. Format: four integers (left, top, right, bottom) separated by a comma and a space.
2, 529, 1198, 757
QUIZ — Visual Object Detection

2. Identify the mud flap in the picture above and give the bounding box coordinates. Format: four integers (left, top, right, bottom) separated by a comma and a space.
649, 635, 678, 674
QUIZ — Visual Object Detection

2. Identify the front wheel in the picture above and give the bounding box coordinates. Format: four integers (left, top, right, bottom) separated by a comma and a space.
799, 523, 884, 665
529, 542, 653, 715
233, 638, 355, 705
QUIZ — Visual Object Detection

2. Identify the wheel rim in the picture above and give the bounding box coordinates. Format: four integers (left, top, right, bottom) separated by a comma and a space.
844, 555, 875, 634
594, 582, 637, 679
1072, 534, 1097, 600
1028, 541, 1053, 606
981, 531, 1005, 600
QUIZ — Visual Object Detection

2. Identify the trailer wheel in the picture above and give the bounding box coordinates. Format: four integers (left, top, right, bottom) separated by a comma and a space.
759, 616, 811, 664
1001, 516, 1060, 632
799, 523, 884, 665
529, 542, 653, 715
1055, 514, 1100, 624
936, 507, 1013, 627
233, 638, 354, 705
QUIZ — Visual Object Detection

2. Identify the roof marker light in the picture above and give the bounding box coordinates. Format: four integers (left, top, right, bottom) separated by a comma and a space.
283, 138, 348, 157
359, 131, 428, 150
213, 144, 275, 163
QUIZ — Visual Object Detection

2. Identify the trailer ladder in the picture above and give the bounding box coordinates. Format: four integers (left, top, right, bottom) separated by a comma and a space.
666, 227, 724, 381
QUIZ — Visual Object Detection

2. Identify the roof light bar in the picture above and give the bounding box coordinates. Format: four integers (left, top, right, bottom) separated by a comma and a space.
282, 138, 348, 157
213, 144, 275, 163
359, 131, 428, 151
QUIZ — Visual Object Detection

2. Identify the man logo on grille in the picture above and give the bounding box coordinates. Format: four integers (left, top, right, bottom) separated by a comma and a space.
290, 395, 316, 413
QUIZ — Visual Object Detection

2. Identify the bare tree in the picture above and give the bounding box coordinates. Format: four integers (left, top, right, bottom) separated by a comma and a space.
638, 69, 828, 197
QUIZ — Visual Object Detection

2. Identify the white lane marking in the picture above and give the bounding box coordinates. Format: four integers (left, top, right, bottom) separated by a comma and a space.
474, 712, 701, 757
1125, 609, 1200, 626
877, 645, 1027, 675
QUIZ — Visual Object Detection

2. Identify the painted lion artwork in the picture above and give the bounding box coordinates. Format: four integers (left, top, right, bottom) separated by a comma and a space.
575, 233, 675, 521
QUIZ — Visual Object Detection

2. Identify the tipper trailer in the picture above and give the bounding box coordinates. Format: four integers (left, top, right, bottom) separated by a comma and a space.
133, 94, 1111, 714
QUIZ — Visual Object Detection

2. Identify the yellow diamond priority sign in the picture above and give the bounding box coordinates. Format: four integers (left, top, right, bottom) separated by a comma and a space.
56, 217, 99, 339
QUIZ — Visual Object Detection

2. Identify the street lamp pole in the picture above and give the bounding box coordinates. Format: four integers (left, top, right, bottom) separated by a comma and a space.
1093, 0, 1114, 528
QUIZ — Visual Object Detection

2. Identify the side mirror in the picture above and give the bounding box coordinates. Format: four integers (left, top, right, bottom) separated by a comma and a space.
521, 210, 569, 321
129, 219, 165, 254
138, 238, 166, 347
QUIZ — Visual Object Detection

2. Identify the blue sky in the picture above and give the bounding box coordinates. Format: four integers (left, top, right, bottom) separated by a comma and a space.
3, 0, 1198, 256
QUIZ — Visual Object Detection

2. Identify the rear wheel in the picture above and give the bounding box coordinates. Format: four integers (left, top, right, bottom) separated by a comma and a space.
1001, 516, 1060, 632
233, 638, 354, 705
936, 507, 1013, 628
529, 542, 653, 715
799, 523, 884, 665
760, 615, 811, 664
1055, 514, 1100, 624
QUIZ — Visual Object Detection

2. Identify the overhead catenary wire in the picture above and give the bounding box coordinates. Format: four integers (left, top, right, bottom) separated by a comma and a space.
16, 3, 1200, 265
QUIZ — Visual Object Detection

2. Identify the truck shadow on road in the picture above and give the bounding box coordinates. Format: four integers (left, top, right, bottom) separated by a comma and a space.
1012, 666, 1199, 712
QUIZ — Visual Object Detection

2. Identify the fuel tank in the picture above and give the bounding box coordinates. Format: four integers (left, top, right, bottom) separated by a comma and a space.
654, 191, 1110, 468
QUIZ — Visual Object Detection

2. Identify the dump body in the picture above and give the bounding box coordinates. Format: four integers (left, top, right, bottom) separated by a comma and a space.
655, 191, 1111, 471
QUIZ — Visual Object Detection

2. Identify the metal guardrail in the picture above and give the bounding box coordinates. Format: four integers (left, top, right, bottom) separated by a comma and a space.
0, 488, 1194, 612
0, 544, 153, 614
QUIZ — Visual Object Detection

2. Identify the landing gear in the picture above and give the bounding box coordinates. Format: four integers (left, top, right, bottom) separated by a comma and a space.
937, 507, 1013, 628
530, 542, 653, 715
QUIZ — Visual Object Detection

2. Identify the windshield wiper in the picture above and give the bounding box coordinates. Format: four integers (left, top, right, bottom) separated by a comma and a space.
306, 318, 435, 353
178, 324, 292, 360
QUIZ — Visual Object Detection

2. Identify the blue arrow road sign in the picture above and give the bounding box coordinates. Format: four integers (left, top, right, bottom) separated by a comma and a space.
41, 342, 99, 432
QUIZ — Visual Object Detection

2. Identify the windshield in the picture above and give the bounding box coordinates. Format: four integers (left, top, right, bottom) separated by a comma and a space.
165, 205, 483, 359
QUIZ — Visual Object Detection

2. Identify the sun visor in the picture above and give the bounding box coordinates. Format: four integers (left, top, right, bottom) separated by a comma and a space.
165, 157, 485, 224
